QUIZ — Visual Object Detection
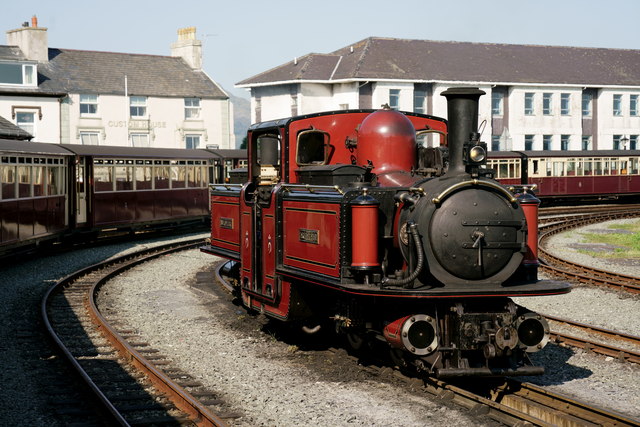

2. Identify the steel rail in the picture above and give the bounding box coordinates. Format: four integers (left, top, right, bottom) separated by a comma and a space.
544, 314, 640, 364
421, 376, 640, 426
41, 238, 227, 426
538, 209, 640, 293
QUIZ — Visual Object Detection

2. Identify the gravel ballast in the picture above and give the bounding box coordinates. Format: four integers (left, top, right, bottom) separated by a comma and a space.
103, 222, 640, 424
2, 218, 640, 425
102, 251, 496, 426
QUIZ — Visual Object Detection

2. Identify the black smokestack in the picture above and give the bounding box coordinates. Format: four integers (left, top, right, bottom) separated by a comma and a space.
441, 88, 485, 174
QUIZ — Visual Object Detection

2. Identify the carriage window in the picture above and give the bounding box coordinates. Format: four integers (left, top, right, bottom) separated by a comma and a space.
611, 159, 619, 175
94, 166, 114, 192
48, 166, 64, 195
186, 165, 195, 187
154, 166, 170, 189
619, 160, 628, 175
631, 158, 639, 174
594, 160, 603, 175
33, 166, 45, 196
553, 161, 564, 177
583, 159, 593, 176
566, 160, 576, 176
171, 164, 186, 189
115, 166, 133, 191
499, 163, 509, 178
532, 160, 539, 176
18, 166, 31, 198
135, 165, 153, 190
297, 130, 329, 165
1, 165, 16, 199
187, 165, 205, 188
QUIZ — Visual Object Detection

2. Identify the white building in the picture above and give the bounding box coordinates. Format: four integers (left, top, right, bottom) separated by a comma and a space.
0, 17, 235, 149
236, 37, 640, 151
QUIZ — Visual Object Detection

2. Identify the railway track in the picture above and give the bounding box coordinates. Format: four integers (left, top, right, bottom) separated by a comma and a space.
545, 314, 640, 364
538, 207, 640, 293
41, 239, 227, 426
213, 262, 640, 427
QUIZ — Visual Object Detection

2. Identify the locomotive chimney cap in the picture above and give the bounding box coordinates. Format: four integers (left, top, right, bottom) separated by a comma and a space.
441, 87, 486, 97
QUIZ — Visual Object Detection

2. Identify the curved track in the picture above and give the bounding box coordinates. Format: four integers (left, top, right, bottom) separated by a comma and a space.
41, 239, 227, 426
538, 206, 640, 293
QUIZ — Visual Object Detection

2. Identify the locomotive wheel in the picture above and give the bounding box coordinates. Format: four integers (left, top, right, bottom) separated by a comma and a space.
346, 332, 365, 351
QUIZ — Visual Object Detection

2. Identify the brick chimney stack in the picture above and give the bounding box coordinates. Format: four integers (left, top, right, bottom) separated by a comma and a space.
170, 27, 202, 70
6, 15, 49, 62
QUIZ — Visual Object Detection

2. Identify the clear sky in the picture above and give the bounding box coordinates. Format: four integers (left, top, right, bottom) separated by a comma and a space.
3, 0, 640, 99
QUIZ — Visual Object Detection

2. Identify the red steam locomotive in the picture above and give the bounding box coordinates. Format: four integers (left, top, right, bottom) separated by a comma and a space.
202, 88, 570, 377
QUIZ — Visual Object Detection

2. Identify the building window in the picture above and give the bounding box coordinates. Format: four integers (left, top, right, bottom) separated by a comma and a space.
130, 96, 147, 118
524, 93, 534, 115
16, 112, 35, 136
561, 135, 570, 150
130, 133, 150, 147
582, 93, 592, 117
613, 94, 623, 116
630, 135, 638, 150
543, 135, 552, 150
524, 135, 534, 151
613, 135, 623, 150
389, 89, 400, 110
582, 136, 592, 150
0, 63, 36, 86
185, 98, 200, 119
492, 92, 503, 116
414, 89, 426, 114
185, 134, 201, 149
543, 93, 552, 115
80, 94, 98, 116
631, 95, 639, 116
561, 93, 571, 115
80, 132, 100, 145
491, 135, 500, 151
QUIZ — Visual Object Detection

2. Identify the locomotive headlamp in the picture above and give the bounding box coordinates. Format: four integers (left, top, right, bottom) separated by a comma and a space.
515, 313, 550, 352
469, 145, 486, 163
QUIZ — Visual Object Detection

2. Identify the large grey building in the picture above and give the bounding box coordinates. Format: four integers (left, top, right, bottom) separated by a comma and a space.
237, 37, 640, 151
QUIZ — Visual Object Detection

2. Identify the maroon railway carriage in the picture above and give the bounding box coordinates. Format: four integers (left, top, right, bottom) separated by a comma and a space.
0, 139, 71, 254
203, 89, 570, 378
60, 144, 214, 231
1, 141, 226, 260
487, 150, 640, 201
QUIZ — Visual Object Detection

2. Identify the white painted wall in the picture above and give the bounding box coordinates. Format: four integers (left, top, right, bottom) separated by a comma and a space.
56, 93, 233, 149
597, 89, 640, 149
248, 81, 640, 153
0, 96, 60, 141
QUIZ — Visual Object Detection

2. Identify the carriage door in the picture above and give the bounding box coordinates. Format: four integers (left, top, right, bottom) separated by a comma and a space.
75, 157, 88, 225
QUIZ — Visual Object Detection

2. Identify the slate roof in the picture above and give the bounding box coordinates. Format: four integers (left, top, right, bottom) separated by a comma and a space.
0, 115, 32, 140
0, 46, 227, 99
237, 37, 640, 87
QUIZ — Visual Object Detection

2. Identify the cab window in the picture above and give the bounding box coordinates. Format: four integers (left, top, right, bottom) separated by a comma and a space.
296, 130, 328, 165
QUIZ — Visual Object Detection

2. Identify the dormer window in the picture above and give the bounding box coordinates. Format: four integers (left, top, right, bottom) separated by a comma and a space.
0, 62, 37, 87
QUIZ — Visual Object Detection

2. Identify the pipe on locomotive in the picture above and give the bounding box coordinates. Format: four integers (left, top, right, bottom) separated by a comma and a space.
381, 222, 424, 286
